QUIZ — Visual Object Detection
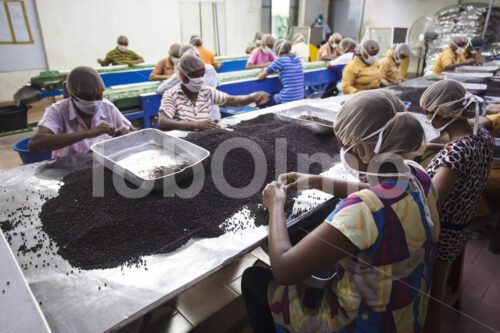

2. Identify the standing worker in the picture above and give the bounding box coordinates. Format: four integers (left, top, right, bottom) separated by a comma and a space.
341, 40, 383, 94
432, 36, 476, 74
291, 34, 310, 63
317, 34, 342, 61
149, 43, 181, 81
190, 35, 223, 71
310, 13, 331, 42
378, 43, 410, 84
97, 35, 144, 67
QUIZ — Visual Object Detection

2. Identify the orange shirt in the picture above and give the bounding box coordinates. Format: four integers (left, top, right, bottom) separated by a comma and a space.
197, 46, 216, 65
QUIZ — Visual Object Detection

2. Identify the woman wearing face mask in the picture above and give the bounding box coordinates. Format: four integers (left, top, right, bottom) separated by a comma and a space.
378, 43, 410, 84
149, 43, 181, 81
317, 33, 342, 61
421, 80, 493, 333
159, 54, 270, 131
246, 34, 276, 69
241, 90, 440, 333
432, 36, 476, 74
29, 67, 134, 158
246, 32, 263, 54
341, 40, 383, 95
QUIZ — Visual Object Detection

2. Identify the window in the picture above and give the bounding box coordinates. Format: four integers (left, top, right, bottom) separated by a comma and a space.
0, 0, 33, 44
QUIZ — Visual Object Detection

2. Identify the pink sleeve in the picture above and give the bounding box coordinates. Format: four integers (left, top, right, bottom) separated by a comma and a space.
38, 105, 63, 134
106, 103, 132, 129
247, 49, 258, 65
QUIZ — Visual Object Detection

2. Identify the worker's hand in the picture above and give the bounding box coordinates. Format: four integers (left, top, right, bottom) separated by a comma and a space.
380, 81, 392, 87
278, 172, 316, 192
466, 59, 479, 66
262, 181, 286, 210
97, 58, 105, 66
114, 126, 130, 137
194, 120, 219, 131
127, 61, 136, 67
218, 62, 224, 68
252, 92, 270, 105
91, 122, 116, 137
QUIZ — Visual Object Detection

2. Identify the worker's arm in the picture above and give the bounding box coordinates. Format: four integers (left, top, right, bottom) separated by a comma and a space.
341, 66, 358, 94
263, 181, 357, 285
127, 57, 144, 67
28, 124, 116, 153
310, 18, 318, 28
443, 58, 476, 71
150, 73, 170, 81
257, 71, 269, 80
213, 62, 223, 71
431, 166, 458, 206
158, 113, 218, 131
278, 172, 369, 198
222, 91, 270, 107
246, 62, 270, 69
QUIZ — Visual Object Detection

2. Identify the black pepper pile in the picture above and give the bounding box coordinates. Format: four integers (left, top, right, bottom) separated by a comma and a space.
40, 114, 341, 270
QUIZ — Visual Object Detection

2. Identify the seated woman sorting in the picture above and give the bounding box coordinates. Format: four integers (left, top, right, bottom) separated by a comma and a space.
341, 40, 384, 94
159, 54, 270, 131
28, 67, 134, 158
241, 90, 440, 333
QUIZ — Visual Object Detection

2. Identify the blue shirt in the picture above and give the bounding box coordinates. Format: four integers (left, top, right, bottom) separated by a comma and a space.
265, 54, 304, 104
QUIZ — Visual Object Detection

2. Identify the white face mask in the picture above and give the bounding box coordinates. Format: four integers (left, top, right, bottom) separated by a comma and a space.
394, 53, 404, 64
364, 54, 377, 64
183, 76, 204, 93
170, 56, 180, 65
117, 45, 128, 52
262, 47, 272, 54
255, 39, 262, 45
72, 97, 103, 115
331, 42, 338, 48
455, 47, 464, 54
470, 49, 478, 54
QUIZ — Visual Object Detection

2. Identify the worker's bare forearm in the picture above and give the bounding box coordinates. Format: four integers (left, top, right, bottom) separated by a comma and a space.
150, 74, 170, 81
158, 117, 196, 131
28, 131, 94, 153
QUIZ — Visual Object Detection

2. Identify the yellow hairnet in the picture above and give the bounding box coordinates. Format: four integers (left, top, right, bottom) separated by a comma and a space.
334, 90, 423, 154
176, 54, 205, 79
66, 66, 105, 97
339, 38, 357, 53
419, 80, 469, 119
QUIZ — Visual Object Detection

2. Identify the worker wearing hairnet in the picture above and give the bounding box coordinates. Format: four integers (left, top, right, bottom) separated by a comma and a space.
329, 38, 357, 66
159, 54, 270, 131
246, 32, 263, 54
317, 33, 342, 61
459, 35, 484, 63
97, 35, 144, 67
246, 34, 276, 69
420, 79, 493, 332
157, 45, 219, 95
378, 43, 410, 84
242, 89, 438, 333
432, 36, 477, 74
150, 43, 182, 81
190, 35, 223, 71
29, 67, 134, 158
341, 40, 383, 94
291, 33, 309, 63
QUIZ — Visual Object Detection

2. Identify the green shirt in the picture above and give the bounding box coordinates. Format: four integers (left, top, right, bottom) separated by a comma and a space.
102, 47, 142, 66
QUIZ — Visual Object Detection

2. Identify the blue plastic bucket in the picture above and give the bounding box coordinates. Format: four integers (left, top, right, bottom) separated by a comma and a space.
13, 137, 51, 164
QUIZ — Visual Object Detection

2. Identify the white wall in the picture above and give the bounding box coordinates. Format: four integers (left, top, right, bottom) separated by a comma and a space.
224, 0, 261, 55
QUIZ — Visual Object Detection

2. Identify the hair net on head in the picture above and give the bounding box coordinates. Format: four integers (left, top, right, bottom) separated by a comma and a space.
190, 35, 202, 47
66, 66, 105, 97
169, 43, 182, 58
332, 33, 342, 41
420, 79, 485, 134
469, 36, 484, 48
117, 35, 128, 44
276, 40, 292, 55
334, 90, 411, 153
356, 39, 379, 55
394, 43, 410, 57
263, 34, 275, 46
293, 33, 305, 42
180, 45, 200, 57
254, 32, 262, 40
176, 54, 205, 79
451, 36, 466, 46
339, 38, 357, 53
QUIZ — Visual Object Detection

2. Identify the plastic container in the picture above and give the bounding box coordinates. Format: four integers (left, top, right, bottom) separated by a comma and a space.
0, 105, 29, 131
13, 137, 51, 164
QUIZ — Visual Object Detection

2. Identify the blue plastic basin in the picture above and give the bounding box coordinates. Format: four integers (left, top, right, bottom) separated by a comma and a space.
13, 137, 51, 164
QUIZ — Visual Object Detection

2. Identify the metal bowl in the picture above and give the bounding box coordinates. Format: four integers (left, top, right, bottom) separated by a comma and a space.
456, 66, 499, 73
443, 72, 493, 83
274, 105, 337, 135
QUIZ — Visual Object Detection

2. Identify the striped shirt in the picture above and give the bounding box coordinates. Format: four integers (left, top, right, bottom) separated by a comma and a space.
102, 47, 142, 66
265, 55, 304, 103
160, 83, 228, 122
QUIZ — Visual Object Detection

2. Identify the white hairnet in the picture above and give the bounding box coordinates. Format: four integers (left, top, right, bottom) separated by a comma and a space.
293, 33, 305, 42
276, 40, 292, 55
175, 54, 205, 79
180, 45, 200, 57
169, 43, 182, 58
190, 35, 202, 47
334, 90, 423, 155
356, 39, 379, 55
332, 33, 342, 41
117, 35, 128, 44
394, 43, 410, 57
66, 66, 105, 97
339, 38, 357, 53
451, 36, 467, 46
263, 34, 275, 46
